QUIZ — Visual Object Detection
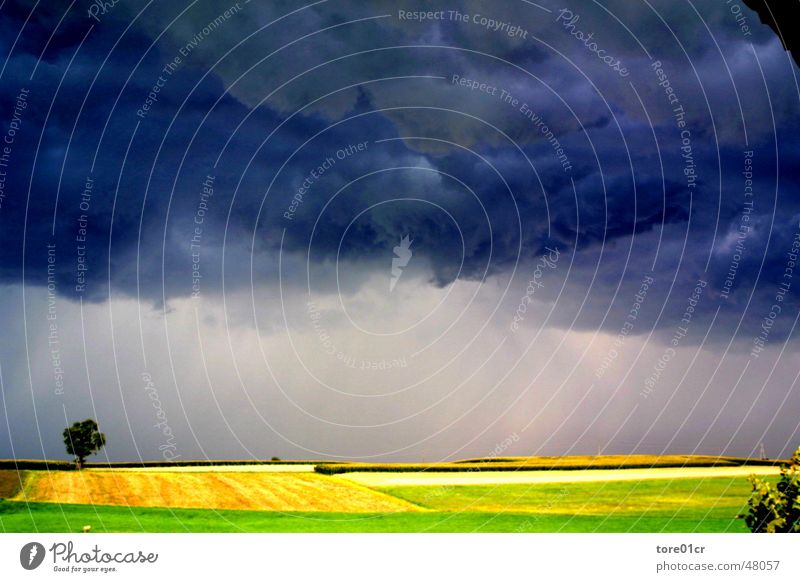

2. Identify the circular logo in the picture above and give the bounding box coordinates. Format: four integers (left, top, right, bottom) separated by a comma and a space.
19, 542, 46, 570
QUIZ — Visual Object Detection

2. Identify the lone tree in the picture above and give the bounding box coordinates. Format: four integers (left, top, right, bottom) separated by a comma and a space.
740, 446, 800, 533
63, 419, 106, 469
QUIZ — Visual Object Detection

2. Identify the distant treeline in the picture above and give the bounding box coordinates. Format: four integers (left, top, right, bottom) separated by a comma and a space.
0, 455, 782, 473
314, 456, 781, 475
0, 459, 337, 471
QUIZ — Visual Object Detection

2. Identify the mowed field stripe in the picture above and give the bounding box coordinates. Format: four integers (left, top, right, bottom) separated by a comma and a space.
10, 470, 421, 512
336, 466, 781, 487
88, 464, 318, 472
0, 470, 27, 498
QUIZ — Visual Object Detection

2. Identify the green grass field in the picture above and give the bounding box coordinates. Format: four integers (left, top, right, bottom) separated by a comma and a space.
0, 475, 771, 533
378, 476, 764, 532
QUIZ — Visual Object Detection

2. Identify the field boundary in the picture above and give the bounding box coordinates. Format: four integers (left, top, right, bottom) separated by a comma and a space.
0, 459, 342, 471
1, 455, 782, 475
313, 455, 781, 475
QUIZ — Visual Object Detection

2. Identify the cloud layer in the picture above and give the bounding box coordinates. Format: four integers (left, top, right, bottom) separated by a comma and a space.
0, 0, 799, 461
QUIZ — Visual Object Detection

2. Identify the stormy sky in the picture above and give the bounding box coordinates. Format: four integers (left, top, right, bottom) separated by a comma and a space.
0, 0, 799, 462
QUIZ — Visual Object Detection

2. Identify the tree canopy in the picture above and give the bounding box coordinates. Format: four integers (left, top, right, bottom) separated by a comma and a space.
63, 419, 106, 469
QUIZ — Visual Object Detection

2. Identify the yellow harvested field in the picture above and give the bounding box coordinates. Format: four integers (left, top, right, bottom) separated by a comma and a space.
13, 470, 420, 512
0, 470, 26, 498
338, 466, 781, 487
90, 464, 317, 473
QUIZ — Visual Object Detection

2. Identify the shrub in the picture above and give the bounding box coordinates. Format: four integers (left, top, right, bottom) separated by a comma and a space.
740, 447, 800, 533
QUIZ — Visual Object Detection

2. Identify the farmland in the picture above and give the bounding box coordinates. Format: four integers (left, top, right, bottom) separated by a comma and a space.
8, 469, 417, 512
0, 455, 782, 533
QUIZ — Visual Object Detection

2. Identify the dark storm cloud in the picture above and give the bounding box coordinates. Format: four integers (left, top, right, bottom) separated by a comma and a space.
743, 0, 800, 66
0, 0, 798, 343
2, 0, 800, 465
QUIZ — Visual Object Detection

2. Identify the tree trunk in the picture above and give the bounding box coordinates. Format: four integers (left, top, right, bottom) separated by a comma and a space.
75, 458, 84, 470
